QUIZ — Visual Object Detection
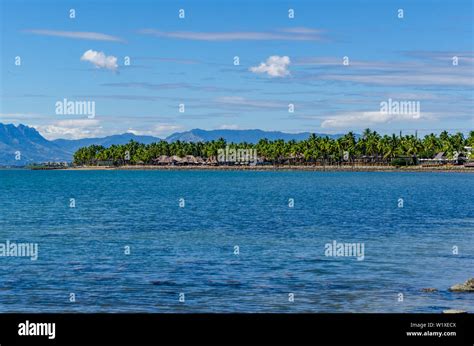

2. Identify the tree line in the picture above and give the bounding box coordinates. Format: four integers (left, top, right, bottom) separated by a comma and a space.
73, 129, 474, 166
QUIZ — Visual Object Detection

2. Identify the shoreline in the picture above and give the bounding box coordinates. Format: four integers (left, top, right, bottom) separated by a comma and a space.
55, 165, 474, 173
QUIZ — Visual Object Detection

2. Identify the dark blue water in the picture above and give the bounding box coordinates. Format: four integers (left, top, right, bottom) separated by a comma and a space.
0, 170, 473, 312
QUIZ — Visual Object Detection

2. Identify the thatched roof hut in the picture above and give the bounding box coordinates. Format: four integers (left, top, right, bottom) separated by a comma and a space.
153, 155, 172, 165
433, 152, 446, 161
206, 156, 218, 165
171, 155, 184, 164
184, 155, 202, 164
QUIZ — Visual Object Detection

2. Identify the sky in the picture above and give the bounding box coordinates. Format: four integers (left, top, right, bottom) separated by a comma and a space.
0, 0, 473, 139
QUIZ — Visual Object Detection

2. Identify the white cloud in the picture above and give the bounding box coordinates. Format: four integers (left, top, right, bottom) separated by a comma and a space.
81, 50, 118, 71
23, 29, 124, 42
321, 111, 430, 129
34, 119, 103, 140
250, 56, 291, 77
218, 124, 240, 130
127, 124, 182, 136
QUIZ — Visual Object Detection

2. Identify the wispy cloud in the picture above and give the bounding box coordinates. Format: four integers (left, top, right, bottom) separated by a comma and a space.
400, 50, 474, 64
133, 57, 201, 65
320, 73, 473, 86
0, 112, 44, 121
321, 111, 431, 129
280, 27, 323, 34
23, 29, 124, 42
294, 57, 402, 69
100, 82, 253, 93
294, 56, 474, 87
73, 94, 197, 102
138, 28, 323, 41
215, 96, 286, 109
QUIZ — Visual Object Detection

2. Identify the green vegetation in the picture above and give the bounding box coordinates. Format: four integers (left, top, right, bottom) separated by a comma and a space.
73, 129, 474, 166
390, 158, 414, 167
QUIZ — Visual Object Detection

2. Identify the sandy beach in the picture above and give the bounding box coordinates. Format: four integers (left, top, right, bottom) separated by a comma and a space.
59, 165, 474, 173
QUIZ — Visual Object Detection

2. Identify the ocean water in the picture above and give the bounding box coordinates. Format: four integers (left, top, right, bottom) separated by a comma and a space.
0, 169, 473, 313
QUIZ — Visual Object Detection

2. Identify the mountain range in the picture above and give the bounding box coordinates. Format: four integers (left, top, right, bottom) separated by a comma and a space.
0, 123, 347, 166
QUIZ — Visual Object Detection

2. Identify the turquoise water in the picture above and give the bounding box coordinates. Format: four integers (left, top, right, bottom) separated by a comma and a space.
0, 170, 473, 312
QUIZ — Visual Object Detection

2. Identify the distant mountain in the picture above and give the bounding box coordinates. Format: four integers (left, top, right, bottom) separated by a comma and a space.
0, 123, 70, 165
0, 123, 348, 165
165, 128, 344, 143
0, 124, 162, 166
52, 133, 161, 154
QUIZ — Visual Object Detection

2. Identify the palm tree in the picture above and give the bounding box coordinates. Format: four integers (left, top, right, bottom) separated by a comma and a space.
72, 130, 472, 167
467, 131, 474, 147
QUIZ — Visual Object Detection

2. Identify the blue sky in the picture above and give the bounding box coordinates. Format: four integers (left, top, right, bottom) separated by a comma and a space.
0, 0, 473, 139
